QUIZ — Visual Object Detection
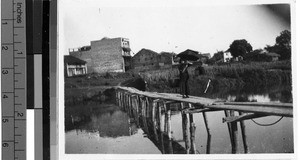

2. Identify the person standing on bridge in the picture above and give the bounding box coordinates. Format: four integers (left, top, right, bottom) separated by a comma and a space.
178, 60, 192, 98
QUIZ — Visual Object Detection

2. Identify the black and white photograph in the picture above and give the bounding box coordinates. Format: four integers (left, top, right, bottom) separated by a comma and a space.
60, 0, 294, 157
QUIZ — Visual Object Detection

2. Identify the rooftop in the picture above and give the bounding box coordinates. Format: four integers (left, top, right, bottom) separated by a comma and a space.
64, 55, 87, 65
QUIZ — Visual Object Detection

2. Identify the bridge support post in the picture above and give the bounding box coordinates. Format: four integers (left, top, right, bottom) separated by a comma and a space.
230, 110, 238, 154
163, 101, 172, 140
239, 111, 249, 153
152, 100, 158, 141
202, 112, 211, 154
188, 103, 197, 154
180, 102, 190, 154
224, 110, 233, 144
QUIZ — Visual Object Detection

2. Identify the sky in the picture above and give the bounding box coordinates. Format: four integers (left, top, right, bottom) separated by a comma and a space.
59, 0, 291, 56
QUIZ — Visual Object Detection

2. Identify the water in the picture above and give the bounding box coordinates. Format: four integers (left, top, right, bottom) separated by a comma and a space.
65, 86, 293, 154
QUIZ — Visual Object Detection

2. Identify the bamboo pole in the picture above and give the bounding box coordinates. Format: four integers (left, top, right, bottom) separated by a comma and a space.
128, 94, 131, 114
230, 110, 238, 154
224, 110, 233, 144
141, 97, 149, 134
146, 97, 151, 118
202, 112, 211, 154
157, 102, 162, 132
152, 100, 158, 141
134, 96, 140, 127
118, 91, 121, 107
168, 139, 174, 154
180, 102, 190, 154
239, 111, 249, 153
116, 91, 119, 106
164, 102, 168, 133
160, 130, 165, 154
120, 91, 124, 109
164, 102, 172, 140
124, 92, 127, 111
189, 103, 196, 154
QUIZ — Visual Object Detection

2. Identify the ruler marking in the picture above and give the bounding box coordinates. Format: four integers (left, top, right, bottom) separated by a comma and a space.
1, 18, 15, 20
14, 88, 25, 90
2, 43, 14, 45
2, 0, 26, 159
12, 1, 16, 158
3, 140, 15, 142
2, 116, 14, 118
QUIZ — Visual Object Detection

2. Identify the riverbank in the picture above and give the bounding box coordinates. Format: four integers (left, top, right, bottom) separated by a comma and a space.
65, 60, 292, 104
139, 60, 292, 100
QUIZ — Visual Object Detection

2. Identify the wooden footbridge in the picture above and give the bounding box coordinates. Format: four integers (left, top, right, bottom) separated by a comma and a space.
115, 86, 293, 154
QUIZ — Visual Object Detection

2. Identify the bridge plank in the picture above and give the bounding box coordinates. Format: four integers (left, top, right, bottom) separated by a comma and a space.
116, 86, 293, 117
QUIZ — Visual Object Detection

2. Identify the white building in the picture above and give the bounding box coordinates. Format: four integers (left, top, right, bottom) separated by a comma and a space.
223, 51, 233, 62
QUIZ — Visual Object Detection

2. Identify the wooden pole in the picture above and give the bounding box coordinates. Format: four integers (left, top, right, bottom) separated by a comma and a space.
120, 91, 124, 109
141, 97, 149, 134
146, 97, 151, 118
164, 102, 172, 140
202, 112, 211, 154
180, 102, 190, 154
239, 111, 249, 153
224, 110, 233, 144
135, 96, 140, 127
160, 129, 165, 154
167, 104, 172, 140
152, 100, 158, 141
124, 92, 127, 111
118, 91, 121, 107
157, 102, 162, 132
230, 110, 238, 154
168, 139, 174, 154
189, 103, 196, 154
164, 102, 168, 133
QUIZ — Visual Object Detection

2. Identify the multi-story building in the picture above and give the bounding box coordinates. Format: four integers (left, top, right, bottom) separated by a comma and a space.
131, 49, 174, 71
132, 49, 159, 71
64, 55, 87, 77
69, 37, 131, 73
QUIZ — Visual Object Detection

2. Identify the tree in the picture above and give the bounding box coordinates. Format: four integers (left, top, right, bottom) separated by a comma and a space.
228, 39, 253, 58
244, 49, 271, 62
276, 30, 291, 48
265, 30, 291, 60
207, 51, 223, 64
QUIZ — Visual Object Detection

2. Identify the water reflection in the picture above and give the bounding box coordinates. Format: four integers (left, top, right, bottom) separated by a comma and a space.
65, 104, 138, 138
65, 97, 293, 154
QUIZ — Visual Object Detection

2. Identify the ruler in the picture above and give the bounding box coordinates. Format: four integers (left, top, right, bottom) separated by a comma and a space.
1, 0, 27, 159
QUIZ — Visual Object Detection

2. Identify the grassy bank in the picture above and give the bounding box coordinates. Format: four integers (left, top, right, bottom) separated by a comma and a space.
65, 72, 137, 105
139, 60, 292, 96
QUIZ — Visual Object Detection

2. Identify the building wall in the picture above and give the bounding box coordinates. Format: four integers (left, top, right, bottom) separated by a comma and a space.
132, 50, 174, 71
132, 49, 159, 71
223, 51, 233, 62
65, 64, 87, 77
70, 38, 129, 73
